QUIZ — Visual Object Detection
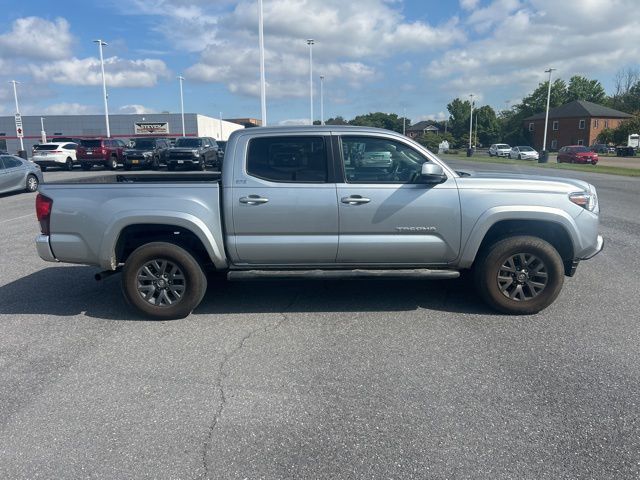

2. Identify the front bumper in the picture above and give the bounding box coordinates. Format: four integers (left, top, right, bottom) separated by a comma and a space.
35, 234, 58, 262
168, 157, 200, 165
579, 235, 604, 260
125, 156, 153, 166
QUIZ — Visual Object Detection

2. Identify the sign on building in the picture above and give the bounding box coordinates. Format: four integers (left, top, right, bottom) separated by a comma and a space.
15, 113, 23, 138
134, 122, 170, 135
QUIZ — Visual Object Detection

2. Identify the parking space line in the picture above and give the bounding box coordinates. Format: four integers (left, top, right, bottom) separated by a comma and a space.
0, 213, 34, 224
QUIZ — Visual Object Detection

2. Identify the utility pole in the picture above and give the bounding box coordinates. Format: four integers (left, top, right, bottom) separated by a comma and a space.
219, 111, 223, 140
307, 39, 315, 125
319, 75, 325, 125
178, 75, 185, 136
542, 68, 556, 161
475, 109, 478, 147
403, 107, 406, 136
258, 0, 267, 126
10, 80, 24, 151
40, 117, 46, 144
468, 94, 474, 152
93, 39, 111, 138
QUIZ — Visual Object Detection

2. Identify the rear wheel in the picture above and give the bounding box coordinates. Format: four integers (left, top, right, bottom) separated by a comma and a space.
121, 242, 207, 320
108, 155, 118, 170
26, 174, 39, 192
474, 235, 564, 315
151, 156, 160, 170
518, 154, 522, 160
198, 160, 206, 171
65, 158, 73, 171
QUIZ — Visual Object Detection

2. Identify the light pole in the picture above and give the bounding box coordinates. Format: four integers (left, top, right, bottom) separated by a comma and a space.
319, 75, 325, 125
475, 108, 478, 147
258, 0, 267, 126
219, 111, 223, 140
542, 68, 556, 162
307, 39, 314, 125
40, 117, 46, 143
177, 75, 186, 136
468, 94, 474, 154
403, 107, 406, 136
93, 39, 111, 138
10, 80, 24, 151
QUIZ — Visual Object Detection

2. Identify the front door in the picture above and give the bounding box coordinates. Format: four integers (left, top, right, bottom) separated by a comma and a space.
229, 134, 338, 265
336, 135, 461, 265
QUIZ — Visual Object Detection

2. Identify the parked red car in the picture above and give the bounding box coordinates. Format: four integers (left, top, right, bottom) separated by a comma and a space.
76, 138, 128, 170
557, 146, 598, 165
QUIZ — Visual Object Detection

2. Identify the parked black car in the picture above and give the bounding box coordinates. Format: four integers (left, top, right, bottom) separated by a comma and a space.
166, 137, 220, 170
123, 138, 171, 170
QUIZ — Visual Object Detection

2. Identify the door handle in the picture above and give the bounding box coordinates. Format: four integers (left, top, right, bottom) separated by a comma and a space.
239, 195, 269, 205
341, 195, 370, 205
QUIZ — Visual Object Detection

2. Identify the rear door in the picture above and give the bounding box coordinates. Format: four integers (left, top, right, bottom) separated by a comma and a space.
0, 156, 9, 193
1, 156, 25, 192
335, 134, 461, 265
228, 133, 338, 265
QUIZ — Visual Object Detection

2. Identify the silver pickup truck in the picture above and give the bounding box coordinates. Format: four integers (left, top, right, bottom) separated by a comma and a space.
35, 126, 603, 319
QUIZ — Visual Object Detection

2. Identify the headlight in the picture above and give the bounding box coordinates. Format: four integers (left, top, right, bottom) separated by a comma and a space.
143, 151, 152, 157
192, 150, 200, 156
569, 190, 598, 212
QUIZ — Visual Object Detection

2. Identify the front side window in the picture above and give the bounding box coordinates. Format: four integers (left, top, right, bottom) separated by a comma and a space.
63, 143, 77, 150
247, 136, 327, 183
341, 136, 429, 184
2, 156, 22, 168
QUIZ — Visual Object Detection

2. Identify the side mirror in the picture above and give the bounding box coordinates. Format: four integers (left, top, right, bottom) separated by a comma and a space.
420, 163, 446, 183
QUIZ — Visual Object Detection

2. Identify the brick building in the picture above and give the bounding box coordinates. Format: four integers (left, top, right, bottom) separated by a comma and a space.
523, 100, 631, 151
405, 121, 440, 139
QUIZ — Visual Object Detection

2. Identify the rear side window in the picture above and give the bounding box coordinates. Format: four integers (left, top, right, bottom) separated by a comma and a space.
63, 143, 77, 150
2, 156, 23, 168
247, 136, 328, 183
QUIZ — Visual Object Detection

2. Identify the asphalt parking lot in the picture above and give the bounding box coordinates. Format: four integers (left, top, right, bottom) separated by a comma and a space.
1, 163, 639, 479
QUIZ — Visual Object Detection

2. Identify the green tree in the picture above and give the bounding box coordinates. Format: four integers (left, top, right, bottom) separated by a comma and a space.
566, 76, 606, 103
325, 116, 349, 125
348, 112, 405, 133
446, 98, 472, 140
415, 131, 455, 152
596, 128, 615, 144
519, 79, 568, 117
474, 105, 500, 146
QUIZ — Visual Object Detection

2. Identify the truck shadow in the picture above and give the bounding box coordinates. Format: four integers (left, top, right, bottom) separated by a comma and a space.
0, 266, 494, 320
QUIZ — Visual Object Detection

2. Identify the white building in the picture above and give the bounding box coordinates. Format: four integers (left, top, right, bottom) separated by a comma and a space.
0, 113, 245, 153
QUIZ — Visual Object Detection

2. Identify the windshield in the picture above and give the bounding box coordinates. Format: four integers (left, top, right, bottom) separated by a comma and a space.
34, 144, 58, 151
175, 138, 202, 148
80, 140, 102, 148
132, 139, 155, 149
518, 146, 534, 151
497, 144, 510, 149
572, 146, 590, 153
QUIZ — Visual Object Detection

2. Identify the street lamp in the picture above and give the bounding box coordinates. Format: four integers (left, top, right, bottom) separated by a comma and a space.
258, 0, 267, 126
9, 80, 24, 151
177, 75, 186, 136
319, 75, 325, 125
468, 93, 474, 155
541, 68, 556, 162
93, 39, 111, 138
307, 39, 314, 125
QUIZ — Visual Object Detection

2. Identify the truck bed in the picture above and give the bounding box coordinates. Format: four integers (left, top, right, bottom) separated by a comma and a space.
45, 172, 222, 184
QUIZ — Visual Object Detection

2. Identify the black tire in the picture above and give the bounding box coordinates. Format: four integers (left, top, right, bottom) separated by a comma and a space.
474, 235, 564, 315
151, 156, 160, 171
66, 158, 73, 171
81, 163, 92, 171
107, 155, 118, 170
121, 242, 207, 320
25, 174, 39, 192
198, 160, 206, 171
518, 154, 522, 160
167, 163, 176, 171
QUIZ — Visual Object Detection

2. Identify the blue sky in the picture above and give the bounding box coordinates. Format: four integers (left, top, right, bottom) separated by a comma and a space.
1, 0, 638, 124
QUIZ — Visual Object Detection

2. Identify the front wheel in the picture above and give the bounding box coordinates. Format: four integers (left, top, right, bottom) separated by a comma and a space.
518, 154, 522, 160
107, 156, 118, 170
66, 158, 73, 171
474, 235, 564, 315
121, 242, 207, 320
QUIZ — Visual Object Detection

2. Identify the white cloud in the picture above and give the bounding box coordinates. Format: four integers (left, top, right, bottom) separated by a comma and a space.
0, 17, 74, 60
278, 118, 312, 126
36, 103, 100, 115
420, 112, 449, 121
425, 0, 640, 104
118, 104, 157, 114
460, 0, 480, 9
30, 56, 171, 87
126, 0, 464, 99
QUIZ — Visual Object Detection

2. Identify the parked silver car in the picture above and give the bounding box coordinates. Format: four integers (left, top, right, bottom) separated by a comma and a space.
489, 144, 511, 157
0, 155, 43, 194
509, 146, 539, 160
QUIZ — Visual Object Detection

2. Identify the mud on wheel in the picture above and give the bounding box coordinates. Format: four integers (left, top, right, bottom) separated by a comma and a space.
474, 235, 565, 315
122, 242, 207, 320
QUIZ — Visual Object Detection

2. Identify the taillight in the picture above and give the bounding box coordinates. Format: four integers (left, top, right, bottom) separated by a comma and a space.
35, 194, 53, 235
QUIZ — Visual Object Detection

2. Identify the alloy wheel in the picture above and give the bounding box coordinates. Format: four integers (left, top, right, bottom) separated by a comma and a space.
497, 253, 548, 301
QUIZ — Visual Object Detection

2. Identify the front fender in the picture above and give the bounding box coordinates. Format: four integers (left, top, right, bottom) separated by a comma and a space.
99, 211, 228, 270
457, 206, 581, 269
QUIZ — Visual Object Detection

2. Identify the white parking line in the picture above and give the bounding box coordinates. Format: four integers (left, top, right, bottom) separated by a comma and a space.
0, 213, 34, 224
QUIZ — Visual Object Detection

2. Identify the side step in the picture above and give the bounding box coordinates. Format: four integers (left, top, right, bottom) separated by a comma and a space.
227, 269, 460, 281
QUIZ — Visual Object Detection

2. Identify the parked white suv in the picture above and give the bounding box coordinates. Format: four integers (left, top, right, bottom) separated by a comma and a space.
32, 142, 78, 171
489, 144, 511, 157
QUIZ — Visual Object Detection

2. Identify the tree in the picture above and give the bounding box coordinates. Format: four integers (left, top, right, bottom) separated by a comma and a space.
415, 131, 455, 152
566, 76, 606, 104
519, 79, 568, 117
325, 116, 349, 125
446, 98, 472, 140
348, 112, 406, 133
474, 105, 501, 146
596, 128, 615, 145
